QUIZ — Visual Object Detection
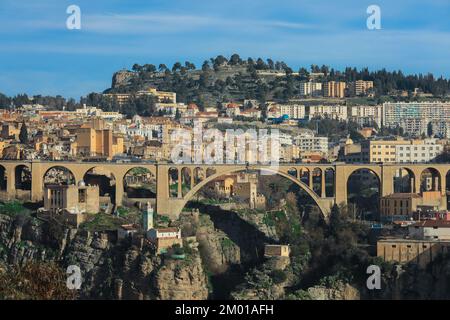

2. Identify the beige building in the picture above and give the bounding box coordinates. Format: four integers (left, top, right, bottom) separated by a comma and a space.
75, 123, 124, 159
1, 123, 20, 140
309, 105, 347, 121
104, 88, 177, 107
380, 191, 446, 218
44, 184, 100, 214
264, 244, 290, 257
377, 238, 450, 268
361, 138, 443, 163
323, 81, 346, 98
349, 80, 374, 96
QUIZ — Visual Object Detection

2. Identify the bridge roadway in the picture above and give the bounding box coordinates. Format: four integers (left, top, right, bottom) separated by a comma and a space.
0, 160, 448, 219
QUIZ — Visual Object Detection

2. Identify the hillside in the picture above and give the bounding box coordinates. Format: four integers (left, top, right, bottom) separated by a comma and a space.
98, 54, 450, 110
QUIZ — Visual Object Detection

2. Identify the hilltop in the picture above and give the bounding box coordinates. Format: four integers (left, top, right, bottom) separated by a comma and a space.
100, 54, 450, 109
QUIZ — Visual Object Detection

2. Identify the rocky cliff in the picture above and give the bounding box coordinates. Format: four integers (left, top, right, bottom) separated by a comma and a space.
0, 213, 209, 300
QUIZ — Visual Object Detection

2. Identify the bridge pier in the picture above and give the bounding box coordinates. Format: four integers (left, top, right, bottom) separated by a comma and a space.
115, 178, 124, 207
31, 163, 43, 202
321, 170, 326, 198
6, 166, 15, 200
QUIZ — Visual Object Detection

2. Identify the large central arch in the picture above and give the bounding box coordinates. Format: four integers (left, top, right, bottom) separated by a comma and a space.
174, 166, 332, 217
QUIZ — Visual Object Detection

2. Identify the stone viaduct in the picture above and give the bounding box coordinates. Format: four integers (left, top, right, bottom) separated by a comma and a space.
0, 160, 448, 219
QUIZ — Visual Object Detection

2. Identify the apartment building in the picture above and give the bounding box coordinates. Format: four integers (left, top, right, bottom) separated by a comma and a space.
361, 139, 443, 163
396, 139, 443, 163
299, 81, 322, 97
294, 132, 329, 154
348, 80, 374, 96
104, 88, 177, 106
309, 105, 347, 121
383, 102, 450, 135
323, 81, 346, 98
349, 105, 382, 127
267, 103, 306, 120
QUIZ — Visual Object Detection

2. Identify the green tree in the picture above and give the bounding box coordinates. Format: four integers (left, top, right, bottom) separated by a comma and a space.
19, 122, 28, 144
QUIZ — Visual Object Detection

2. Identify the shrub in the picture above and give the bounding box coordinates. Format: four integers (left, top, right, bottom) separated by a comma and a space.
270, 269, 287, 284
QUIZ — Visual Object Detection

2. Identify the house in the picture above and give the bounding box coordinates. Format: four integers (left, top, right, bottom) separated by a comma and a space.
147, 227, 183, 254
264, 244, 290, 257
118, 224, 139, 240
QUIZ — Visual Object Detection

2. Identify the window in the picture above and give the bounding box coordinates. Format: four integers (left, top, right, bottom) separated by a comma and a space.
78, 189, 87, 203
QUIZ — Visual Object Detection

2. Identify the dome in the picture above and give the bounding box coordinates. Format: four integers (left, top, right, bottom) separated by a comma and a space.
78, 180, 86, 187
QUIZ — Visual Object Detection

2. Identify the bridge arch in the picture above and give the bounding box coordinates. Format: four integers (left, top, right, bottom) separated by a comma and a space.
123, 166, 156, 202
83, 166, 117, 204
420, 167, 442, 192
0, 165, 6, 191
43, 166, 76, 186
394, 167, 415, 193
174, 166, 332, 218
346, 168, 381, 220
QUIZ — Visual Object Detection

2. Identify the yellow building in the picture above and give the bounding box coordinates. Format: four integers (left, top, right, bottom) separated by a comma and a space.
361, 139, 405, 163
75, 125, 124, 159
1, 123, 20, 140
350, 80, 374, 96
323, 81, 346, 98
264, 245, 290, 257
377, 238, 450, 268
104, 88, 177, 106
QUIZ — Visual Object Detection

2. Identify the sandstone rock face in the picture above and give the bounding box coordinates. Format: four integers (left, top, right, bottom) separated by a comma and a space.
153, 255, 208, 300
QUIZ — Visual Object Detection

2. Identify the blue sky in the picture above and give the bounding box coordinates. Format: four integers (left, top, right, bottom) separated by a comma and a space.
1, 0, 450, 99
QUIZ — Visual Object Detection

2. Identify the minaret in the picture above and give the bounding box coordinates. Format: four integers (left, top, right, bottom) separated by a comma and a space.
143, 202, 154, 231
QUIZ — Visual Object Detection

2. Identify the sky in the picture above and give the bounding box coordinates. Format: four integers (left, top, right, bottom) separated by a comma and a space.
1, 0, 450, 99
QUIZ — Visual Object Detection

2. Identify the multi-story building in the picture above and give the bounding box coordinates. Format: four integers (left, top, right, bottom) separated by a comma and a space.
361, 138, 443, 163
309, 105, 347, 121
294, 132, 328, 154
395, 139, 443, 163
349, 105, 382, 127
383, 102, 450, 136
323, 81, 346, 98
430, 120, 450, 138
299, 81, 322, 97
348, 80, 374, 96
74, 120, 124, 159
267, 103, 306, 120
104, 88, 177, 107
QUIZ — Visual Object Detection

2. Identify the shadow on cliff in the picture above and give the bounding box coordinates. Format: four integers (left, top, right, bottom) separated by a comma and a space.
187, 202, 274, 299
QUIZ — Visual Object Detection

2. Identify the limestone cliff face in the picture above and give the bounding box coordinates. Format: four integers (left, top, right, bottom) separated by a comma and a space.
153, 255, 208, 300
111, 70, 135, 89
195, 215, 240, 274
0, 213, 209, 300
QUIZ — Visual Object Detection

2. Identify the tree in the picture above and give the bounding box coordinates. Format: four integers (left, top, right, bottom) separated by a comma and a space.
427, 122, 433, 137
229, 54, 242, 65
19, 122, 28, 144
132, 63, 142, 73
